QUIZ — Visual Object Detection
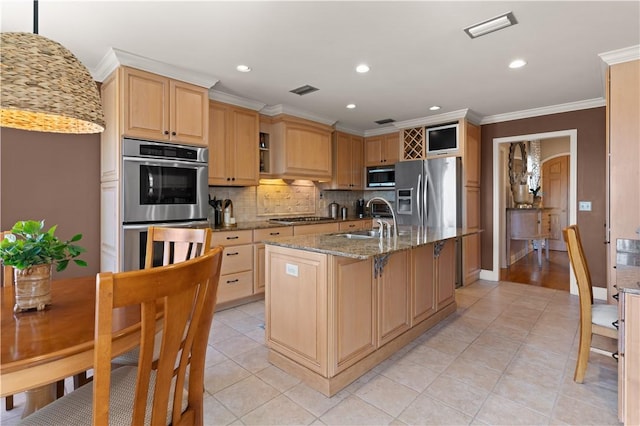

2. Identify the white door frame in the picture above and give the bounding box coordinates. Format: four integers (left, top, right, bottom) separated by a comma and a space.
484, 129, 580, 296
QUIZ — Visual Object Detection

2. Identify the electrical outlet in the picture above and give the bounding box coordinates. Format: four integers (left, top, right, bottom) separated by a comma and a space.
578, 201, 592, 211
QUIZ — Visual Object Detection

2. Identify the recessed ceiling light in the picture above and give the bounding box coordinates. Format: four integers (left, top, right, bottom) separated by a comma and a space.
236, 65, 251, 72
429, 105, 441, 111
346, 104, 356, 109
356, 64, 370, 73
509, 59, 527, 69
464, 11, 517, 39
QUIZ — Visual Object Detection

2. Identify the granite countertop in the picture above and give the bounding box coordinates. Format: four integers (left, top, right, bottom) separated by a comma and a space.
263, 226, 479, 260
209, 217, 371, 232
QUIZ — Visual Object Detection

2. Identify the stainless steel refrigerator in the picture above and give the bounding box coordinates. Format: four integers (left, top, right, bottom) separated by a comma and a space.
395, 157, 461, 228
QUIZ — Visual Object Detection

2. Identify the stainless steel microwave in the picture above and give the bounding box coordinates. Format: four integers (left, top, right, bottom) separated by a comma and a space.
366, 165, 395, 189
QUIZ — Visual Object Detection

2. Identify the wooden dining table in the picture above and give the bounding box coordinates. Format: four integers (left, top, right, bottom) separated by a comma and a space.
1, 275, 144, 417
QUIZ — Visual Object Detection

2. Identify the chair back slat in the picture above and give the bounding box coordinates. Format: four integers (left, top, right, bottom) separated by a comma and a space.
563, 225, 593, 334
93, 246, 223, 426
144, 227, 212, 269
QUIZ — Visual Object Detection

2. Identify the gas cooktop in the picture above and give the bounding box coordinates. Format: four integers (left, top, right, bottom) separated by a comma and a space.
268, 216, 335, 225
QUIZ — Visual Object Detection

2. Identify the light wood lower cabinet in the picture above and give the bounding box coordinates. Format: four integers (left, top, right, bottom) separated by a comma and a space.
254, 227, 294, 295
330, 257, 376, 376
338, 220, 371, 232
377, 251, 410, 347
266, 247, 328, 374
619, 291, 640, 425
211, 230, 254, 305
411, 244, 436, 325
436, 240, 456, 309
265, 241, 457, 396
293, 222, 340, 236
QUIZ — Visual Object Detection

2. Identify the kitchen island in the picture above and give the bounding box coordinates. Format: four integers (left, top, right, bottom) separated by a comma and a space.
263, 226, 475, 396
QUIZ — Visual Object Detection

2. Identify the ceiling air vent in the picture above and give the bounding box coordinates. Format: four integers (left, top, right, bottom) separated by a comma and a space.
374, 118, 396, 125
289, 85, 319, 96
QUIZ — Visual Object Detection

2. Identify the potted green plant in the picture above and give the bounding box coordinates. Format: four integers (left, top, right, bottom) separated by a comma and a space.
0, 220, 86, 312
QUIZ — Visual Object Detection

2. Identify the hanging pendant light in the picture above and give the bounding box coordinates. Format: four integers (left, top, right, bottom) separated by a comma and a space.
0, 1, 105, 134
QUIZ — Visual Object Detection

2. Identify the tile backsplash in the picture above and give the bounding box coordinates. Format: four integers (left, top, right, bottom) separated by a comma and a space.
209, 181, 394, 223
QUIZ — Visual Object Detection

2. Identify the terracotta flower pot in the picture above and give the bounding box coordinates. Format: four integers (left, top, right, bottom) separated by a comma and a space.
13, 264, 52, 312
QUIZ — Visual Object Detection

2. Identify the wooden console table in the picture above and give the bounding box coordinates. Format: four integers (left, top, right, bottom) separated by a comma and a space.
506, 208, 551, 267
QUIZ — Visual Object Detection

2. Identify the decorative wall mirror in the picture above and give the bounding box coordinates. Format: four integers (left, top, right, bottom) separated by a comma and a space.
508, 142, 527, 186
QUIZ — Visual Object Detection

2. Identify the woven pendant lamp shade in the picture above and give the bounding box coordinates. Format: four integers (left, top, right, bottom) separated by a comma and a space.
0, 32, 105, 134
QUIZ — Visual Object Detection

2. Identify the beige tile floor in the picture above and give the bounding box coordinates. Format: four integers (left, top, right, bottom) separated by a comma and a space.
2, 280, 621, 425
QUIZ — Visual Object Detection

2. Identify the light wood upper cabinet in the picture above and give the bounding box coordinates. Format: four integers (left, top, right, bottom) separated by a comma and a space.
122, 67, 208, 146
607, 59, 640, 301
208, 101, 260, 186
365, 132, 400, 166
269, 115, 333, 180
461, 121, 480, 187
327, 131, 364, 190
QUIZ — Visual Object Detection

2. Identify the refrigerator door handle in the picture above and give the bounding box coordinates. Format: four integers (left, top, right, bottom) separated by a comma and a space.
417, 173, 422, 225
424, 178, 429, 228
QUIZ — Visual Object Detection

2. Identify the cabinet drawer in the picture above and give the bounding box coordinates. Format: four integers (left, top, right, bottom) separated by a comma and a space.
293, 222, 339, 236
220, 244, 252, 275
338, 220, 369, 231
211, 229, 253, 246
254, 226, 293, 242
217, 270, 253, 304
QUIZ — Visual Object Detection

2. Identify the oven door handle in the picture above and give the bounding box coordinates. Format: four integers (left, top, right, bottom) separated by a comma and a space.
123, 156, 206, 167
122, 220, 209, 231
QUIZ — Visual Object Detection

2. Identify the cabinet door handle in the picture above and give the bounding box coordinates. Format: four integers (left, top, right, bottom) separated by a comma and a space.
226, 252, 239, 256
226, 236, 239, 240
171, 131, 176, 136
270, 232, 280, 236
164, 130, 169, 135
226, 279, 239, 284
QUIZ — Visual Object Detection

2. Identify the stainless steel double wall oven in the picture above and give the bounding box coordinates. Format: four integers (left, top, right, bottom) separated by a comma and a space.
121, 138, 209, 271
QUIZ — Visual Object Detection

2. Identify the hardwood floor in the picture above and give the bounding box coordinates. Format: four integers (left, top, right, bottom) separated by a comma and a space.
500, 249, 570, 291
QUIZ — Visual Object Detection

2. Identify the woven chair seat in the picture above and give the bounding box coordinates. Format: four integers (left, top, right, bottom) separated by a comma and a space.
19, 366, 187, 426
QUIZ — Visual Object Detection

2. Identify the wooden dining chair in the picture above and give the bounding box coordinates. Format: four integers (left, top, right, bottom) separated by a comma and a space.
563, 225, 618, 383
144, 226, 212, 269
112, 226, 212, 366
1, 231, 65, 411
20, 246, 223, 425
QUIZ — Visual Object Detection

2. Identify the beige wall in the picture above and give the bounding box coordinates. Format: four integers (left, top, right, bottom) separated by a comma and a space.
0, 128, 101, 280
481, 107, 608, 287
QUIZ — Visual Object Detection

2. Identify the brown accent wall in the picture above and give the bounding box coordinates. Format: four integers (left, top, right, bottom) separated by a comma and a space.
0, 128, 101, 280
481, 107, 607, 287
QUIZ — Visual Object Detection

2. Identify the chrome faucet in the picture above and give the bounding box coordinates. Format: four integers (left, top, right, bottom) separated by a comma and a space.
367, 197, 398, 239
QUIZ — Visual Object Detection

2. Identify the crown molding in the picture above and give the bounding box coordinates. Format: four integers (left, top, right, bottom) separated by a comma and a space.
363, 127, 400, 137
599, 45, 640, 65
209, 90, 266, 111
260, 104, 337, 126
392, 109, 470, 130
334, 124, 365, 136
480, 98, 605, 125
92, 48, 219, 88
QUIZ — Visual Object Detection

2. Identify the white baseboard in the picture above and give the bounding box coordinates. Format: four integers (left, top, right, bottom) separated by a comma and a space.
593, 286, 608, 301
